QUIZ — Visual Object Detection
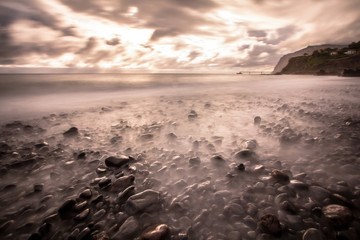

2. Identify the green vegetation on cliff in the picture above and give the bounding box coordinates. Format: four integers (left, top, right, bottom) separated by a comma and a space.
280, 41, 360, 75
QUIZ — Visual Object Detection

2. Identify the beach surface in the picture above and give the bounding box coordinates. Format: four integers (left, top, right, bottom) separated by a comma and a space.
0, 74, 360, 240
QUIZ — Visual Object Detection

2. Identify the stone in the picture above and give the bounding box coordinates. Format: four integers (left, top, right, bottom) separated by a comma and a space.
271, 170, 290, 184
309, 186, 330, 203
113, 216, 139, 239
188, 110, 198, 120
125, 189, 160, 215
111, 175, 135, 192
105, 155, 130, 168
58, 199, 76, 219
79, 189, 92, 199
302, 228, 325, 240
63, 127, 79, 137
241, 139, 258, 150
289, 180, 308, 191
189, 157, 201, 166
33, 184, 44, 192
210, 155, 226, 165
117, 185, 135, 204
237, 163, 245, 171
74, 208, 90, 221
91, 231, 110, 240
257, 214, 282, 237
322, 204, 353, 227
234, 149, 256, 160
78, 227, 91, 240
254, 116, 261, 126
98, 178, 111, 188
93, 209, 106, 221
140, 224, 170, 240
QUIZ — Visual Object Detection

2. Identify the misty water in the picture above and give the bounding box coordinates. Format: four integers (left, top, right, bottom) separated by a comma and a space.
0, 74, 360, 240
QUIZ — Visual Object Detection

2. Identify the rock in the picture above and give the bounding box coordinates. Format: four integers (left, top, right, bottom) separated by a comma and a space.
210, 155, 226, 165
289, 180, 308, 191
125, 189, 161, 215
98, 178, 111, 189
189, 157, 201, 166
302, 228, 325, 240
237, 163, 245, 171
8, 158, 36, 169
257, 214, 282, 237
309, 186, 330, 203
271, 170, 290, 184
93, 209, 106, 221
28, 233, 42, 240
78, 227, 91, 240
79, 189, 92, 199
117, 185, 135, 204
58, 199, 76, 219
254, 116, 261, 126
241, 139, 258, 150
322, 204, 353, 227
166, 133, 177, 141
105, 155, 130, 168
279, 201, 297, 215
91, 231, 110, 240
110, 136, 123, 144
63, 127, 79, 137
140, 224, 171, 240
113, 216, 139, 239
141, 133, 154, 141
77, 152, 86, 159
188, 110, 198, 120
111, 175, 135, 192
234, 149, 256, 160
33, 184, 44, 192
74, 208, 90, 221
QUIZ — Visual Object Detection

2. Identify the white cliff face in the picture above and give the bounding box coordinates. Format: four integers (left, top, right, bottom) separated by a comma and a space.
272, 44, 346, 74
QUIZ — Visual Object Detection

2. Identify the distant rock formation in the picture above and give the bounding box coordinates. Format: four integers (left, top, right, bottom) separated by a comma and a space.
272, 44, 345, 74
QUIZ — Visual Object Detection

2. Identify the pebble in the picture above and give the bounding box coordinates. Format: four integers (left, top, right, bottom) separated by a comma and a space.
125, 189, 160, 215
254, 116, 261, 126
302, 228, 325, 240
79, 189, 92, 199
78, 227, 91, 240
63, 127, 79, 137
140, 224, 170, 240
234, 149, 255, 160
113, 216, 139, 239
58, 199, 76, 219
93, 209, 106, 221
105, 155, 130, 168
322, 204, 353, 227
210, 155, 226, 165
257, 214, 282, 237
74, 208, 90, 221
111, 175, 135, 192
189, 157, 201, 166
271, 170, 290, 184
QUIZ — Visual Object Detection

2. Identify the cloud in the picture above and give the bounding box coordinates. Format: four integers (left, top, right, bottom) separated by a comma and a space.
106, 37, 120, 46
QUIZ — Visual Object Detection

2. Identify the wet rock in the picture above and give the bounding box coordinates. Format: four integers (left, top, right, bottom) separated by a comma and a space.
105, 155, 130, 168
74, 200, 87, 211
79, 189, 92, 199
241, 139, 258, 150
289, 180, 308, 191
271, 170, 290, 184
63, 127, 79, 137
322, 204, 353, 228
125, 189, 161, 215
58, 199, 76, 219
77, 152, 86, 159
28, 233, 42, 240
254, 116, 261, 126
140, 224, 170, 240
279, 201, 297, 215
78, 227, 91, 240
309, 186, 330, 203
8, 158, 36, 169
113, 216, 139, 239
257, 214, 282, 237
34, 141, 49, 149
74, 208, 90, 221
111, 175, 135, 192
98, 178, 111, 189
302, 228, 325, 240
91, 231, 110, 240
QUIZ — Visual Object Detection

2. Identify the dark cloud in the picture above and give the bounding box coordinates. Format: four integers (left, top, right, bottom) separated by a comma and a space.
248, 29, 267, 38
106, 37, 120, 46
188, 51, 201, 61
76, 37, 97, 55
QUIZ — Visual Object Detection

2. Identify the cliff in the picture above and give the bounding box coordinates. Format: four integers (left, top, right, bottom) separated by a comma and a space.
272, 44, 345, 74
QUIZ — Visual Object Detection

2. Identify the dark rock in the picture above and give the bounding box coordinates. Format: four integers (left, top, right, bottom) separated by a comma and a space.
140, 224, 171, 240
234, 149, 256, 160
188, 110, 198, 120
110, 136, 123, 144
79, 189, 92, 199
113, 216, 139, 239
125, 189, 161, 215
63, 127, 79, 137
74, 208, 90, 221
210, 155, 226, 165
58, 199, 76, 219
166, 133, 177, 141
117, 186, 135, 204
5, 121, 23, 129
237, 163, 245, 171
28, 233, 42, 240
92, 209, 106, 221
279, 201, 297, 215
91, 195, 103, 204
77, 152, 86, 159
257, 214, 282, 237
322, 204, 353, 228
91, 231, 110, 240
0, 220, 14, 232
74, 201, 87, 211
78, 227, 91, 240
8, 158, 36, 169
271, 170, 290, 184
141, 133, 154, 141
189, 157, 201, 166
104, 155, 130, 168
302, 228, 325, 240
98, 178, 111, 189
38, 222, 51, 236
254, 116, 261, 126
33, 184, 44, 192
111, 175, 135, 192
309, 186, 330, 203
35, 142, 49, 149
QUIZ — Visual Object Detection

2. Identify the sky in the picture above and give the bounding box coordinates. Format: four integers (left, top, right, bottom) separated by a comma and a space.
0, 0, 359, 73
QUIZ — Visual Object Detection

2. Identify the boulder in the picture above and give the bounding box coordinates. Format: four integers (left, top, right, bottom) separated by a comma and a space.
105, 155, 130, 168
140, 224, 171, 240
